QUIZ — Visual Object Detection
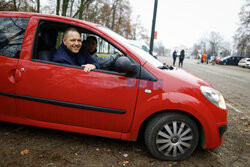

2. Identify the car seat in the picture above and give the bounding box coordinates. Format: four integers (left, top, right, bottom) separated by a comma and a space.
37, 28, 57, 61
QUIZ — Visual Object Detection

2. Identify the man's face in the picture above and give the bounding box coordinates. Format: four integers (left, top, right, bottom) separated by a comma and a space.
86, 39, 97, 53
63, 31, 82, 54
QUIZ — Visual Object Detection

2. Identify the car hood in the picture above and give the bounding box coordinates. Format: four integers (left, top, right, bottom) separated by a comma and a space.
154, 67, 213, 97
170, 68, 211, 87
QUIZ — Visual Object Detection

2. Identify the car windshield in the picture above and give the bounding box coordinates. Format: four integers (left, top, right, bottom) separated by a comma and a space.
124, 43, 163, 67
98, 26, 163, 68
221, 56, 231, 60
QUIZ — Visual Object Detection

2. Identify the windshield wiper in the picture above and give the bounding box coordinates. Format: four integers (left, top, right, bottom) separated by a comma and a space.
158, 65, 174, 70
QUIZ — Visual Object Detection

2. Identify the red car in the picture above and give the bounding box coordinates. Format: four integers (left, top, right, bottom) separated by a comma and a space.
0, 12, 227, 161
215, 57, 222, 64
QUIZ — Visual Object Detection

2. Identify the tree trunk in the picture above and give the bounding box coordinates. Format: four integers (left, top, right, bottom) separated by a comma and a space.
69, 0, 74, 17
241, 43, 245, 57
78, 0, 84, 19
56, 0, 61, 15
111, 0, 119, 30
37, 0, 40, 13
13, 0, 17, 11
62, 0, 70, 16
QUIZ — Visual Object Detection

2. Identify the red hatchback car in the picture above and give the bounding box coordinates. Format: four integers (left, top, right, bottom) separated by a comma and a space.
0, 12, 227, 161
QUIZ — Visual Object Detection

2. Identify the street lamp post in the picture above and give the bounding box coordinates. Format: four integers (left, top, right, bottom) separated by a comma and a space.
149, 0, 158, 55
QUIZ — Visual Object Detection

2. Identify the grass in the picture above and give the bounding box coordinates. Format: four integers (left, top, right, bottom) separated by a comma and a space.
97, 53, 114, 57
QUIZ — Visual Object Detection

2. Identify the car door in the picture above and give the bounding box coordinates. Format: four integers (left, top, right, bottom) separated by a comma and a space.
236, 57, 242, 65
15, 17, 139, 133
227, 57, 232, 65
0, 17, 29, 119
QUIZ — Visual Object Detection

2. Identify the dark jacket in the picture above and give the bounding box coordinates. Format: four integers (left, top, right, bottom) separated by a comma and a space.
52, 43, 100, 69
179, 50, 185, 59
173, 51, 177, 59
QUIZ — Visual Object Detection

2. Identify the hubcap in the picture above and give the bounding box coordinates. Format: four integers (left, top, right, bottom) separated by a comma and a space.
171, 136, 179, 143
156, 121, 193, 157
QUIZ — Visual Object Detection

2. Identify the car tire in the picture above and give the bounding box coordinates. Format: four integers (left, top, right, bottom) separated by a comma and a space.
144, 112, 199, 161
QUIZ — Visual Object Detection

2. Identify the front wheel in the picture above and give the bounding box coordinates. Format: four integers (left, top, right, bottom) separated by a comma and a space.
144, 112, 199, 161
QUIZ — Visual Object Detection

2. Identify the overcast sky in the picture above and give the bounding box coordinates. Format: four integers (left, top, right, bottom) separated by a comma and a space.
129, 0, 244, 48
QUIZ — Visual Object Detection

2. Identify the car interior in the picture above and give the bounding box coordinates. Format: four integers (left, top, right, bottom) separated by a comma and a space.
33, 20, 128, 72
37, 27, 57, 61
31, 20, 152, 81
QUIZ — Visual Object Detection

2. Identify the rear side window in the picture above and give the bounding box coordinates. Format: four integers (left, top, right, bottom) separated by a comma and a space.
0, 17, 29, 58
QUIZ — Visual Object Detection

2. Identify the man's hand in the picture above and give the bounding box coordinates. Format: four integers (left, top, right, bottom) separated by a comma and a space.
81, 64, 96, 72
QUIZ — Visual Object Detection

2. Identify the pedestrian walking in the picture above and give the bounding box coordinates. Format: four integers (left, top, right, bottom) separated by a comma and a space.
207, 54, 211, 64
202, 54, 207, 64
196, 53, 201, 64
172, 50, 177, 66
179, 49, 185, 67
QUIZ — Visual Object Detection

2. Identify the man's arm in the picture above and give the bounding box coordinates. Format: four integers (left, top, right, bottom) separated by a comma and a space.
81, 45, 100, 69
92, 53, 119, 69
78, 45, 100, 72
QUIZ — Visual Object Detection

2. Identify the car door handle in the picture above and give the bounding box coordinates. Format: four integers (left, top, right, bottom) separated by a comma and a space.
8, 69, 16, 84
14, 68, 22, 83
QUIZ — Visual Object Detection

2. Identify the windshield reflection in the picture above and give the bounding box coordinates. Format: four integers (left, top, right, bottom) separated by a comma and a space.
98, 26, 163, 68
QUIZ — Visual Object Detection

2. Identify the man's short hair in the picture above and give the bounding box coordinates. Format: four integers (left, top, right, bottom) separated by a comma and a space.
63, 27, 80, 39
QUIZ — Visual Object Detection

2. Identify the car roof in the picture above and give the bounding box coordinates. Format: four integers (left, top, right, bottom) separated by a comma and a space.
0, 11, 148, 64
0, 11, 100, 27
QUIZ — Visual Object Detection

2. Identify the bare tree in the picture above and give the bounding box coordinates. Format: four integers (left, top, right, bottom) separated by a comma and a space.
37, 0, 40, 13
13, 0, 18, 10
191, 43, 202, 58
79, 0, 94, 19
110, 0, 119, 30
61, 0, 69, 16
56, 0, 61, 15
81, 0, 135, 39
217, 41, 231, 57
0, 0, 16, 11
1, 0, 36, 12
191, 36, 209, 59
207, 32, 223, 57
1, 0, 147, 44
1, 0, 38, 12
154, 40, 167, 56
234, 0, 250, 57
134, 16, 149, 42
199, 38, 208, 54
69, 0, 74, 17
192, 32, 227, 58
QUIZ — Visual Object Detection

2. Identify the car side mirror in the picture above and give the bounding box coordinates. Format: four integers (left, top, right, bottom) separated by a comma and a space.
114, 57, 136, 74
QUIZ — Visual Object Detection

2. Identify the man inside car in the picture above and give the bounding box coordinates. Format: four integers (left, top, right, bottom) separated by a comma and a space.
52, 27, 99, 72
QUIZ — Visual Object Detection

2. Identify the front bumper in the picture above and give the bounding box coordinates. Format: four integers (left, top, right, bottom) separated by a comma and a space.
219, 125, 227, 139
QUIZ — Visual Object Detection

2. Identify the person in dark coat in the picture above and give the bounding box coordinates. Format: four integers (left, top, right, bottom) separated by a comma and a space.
179, 49, 185, 67
172, 50, 177, 66
86, 36, 123, 70
207, 54, 211, 64
52, 27, 99, 72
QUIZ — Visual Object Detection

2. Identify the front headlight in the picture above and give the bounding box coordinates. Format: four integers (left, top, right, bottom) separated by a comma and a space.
200, 86, 226, 110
